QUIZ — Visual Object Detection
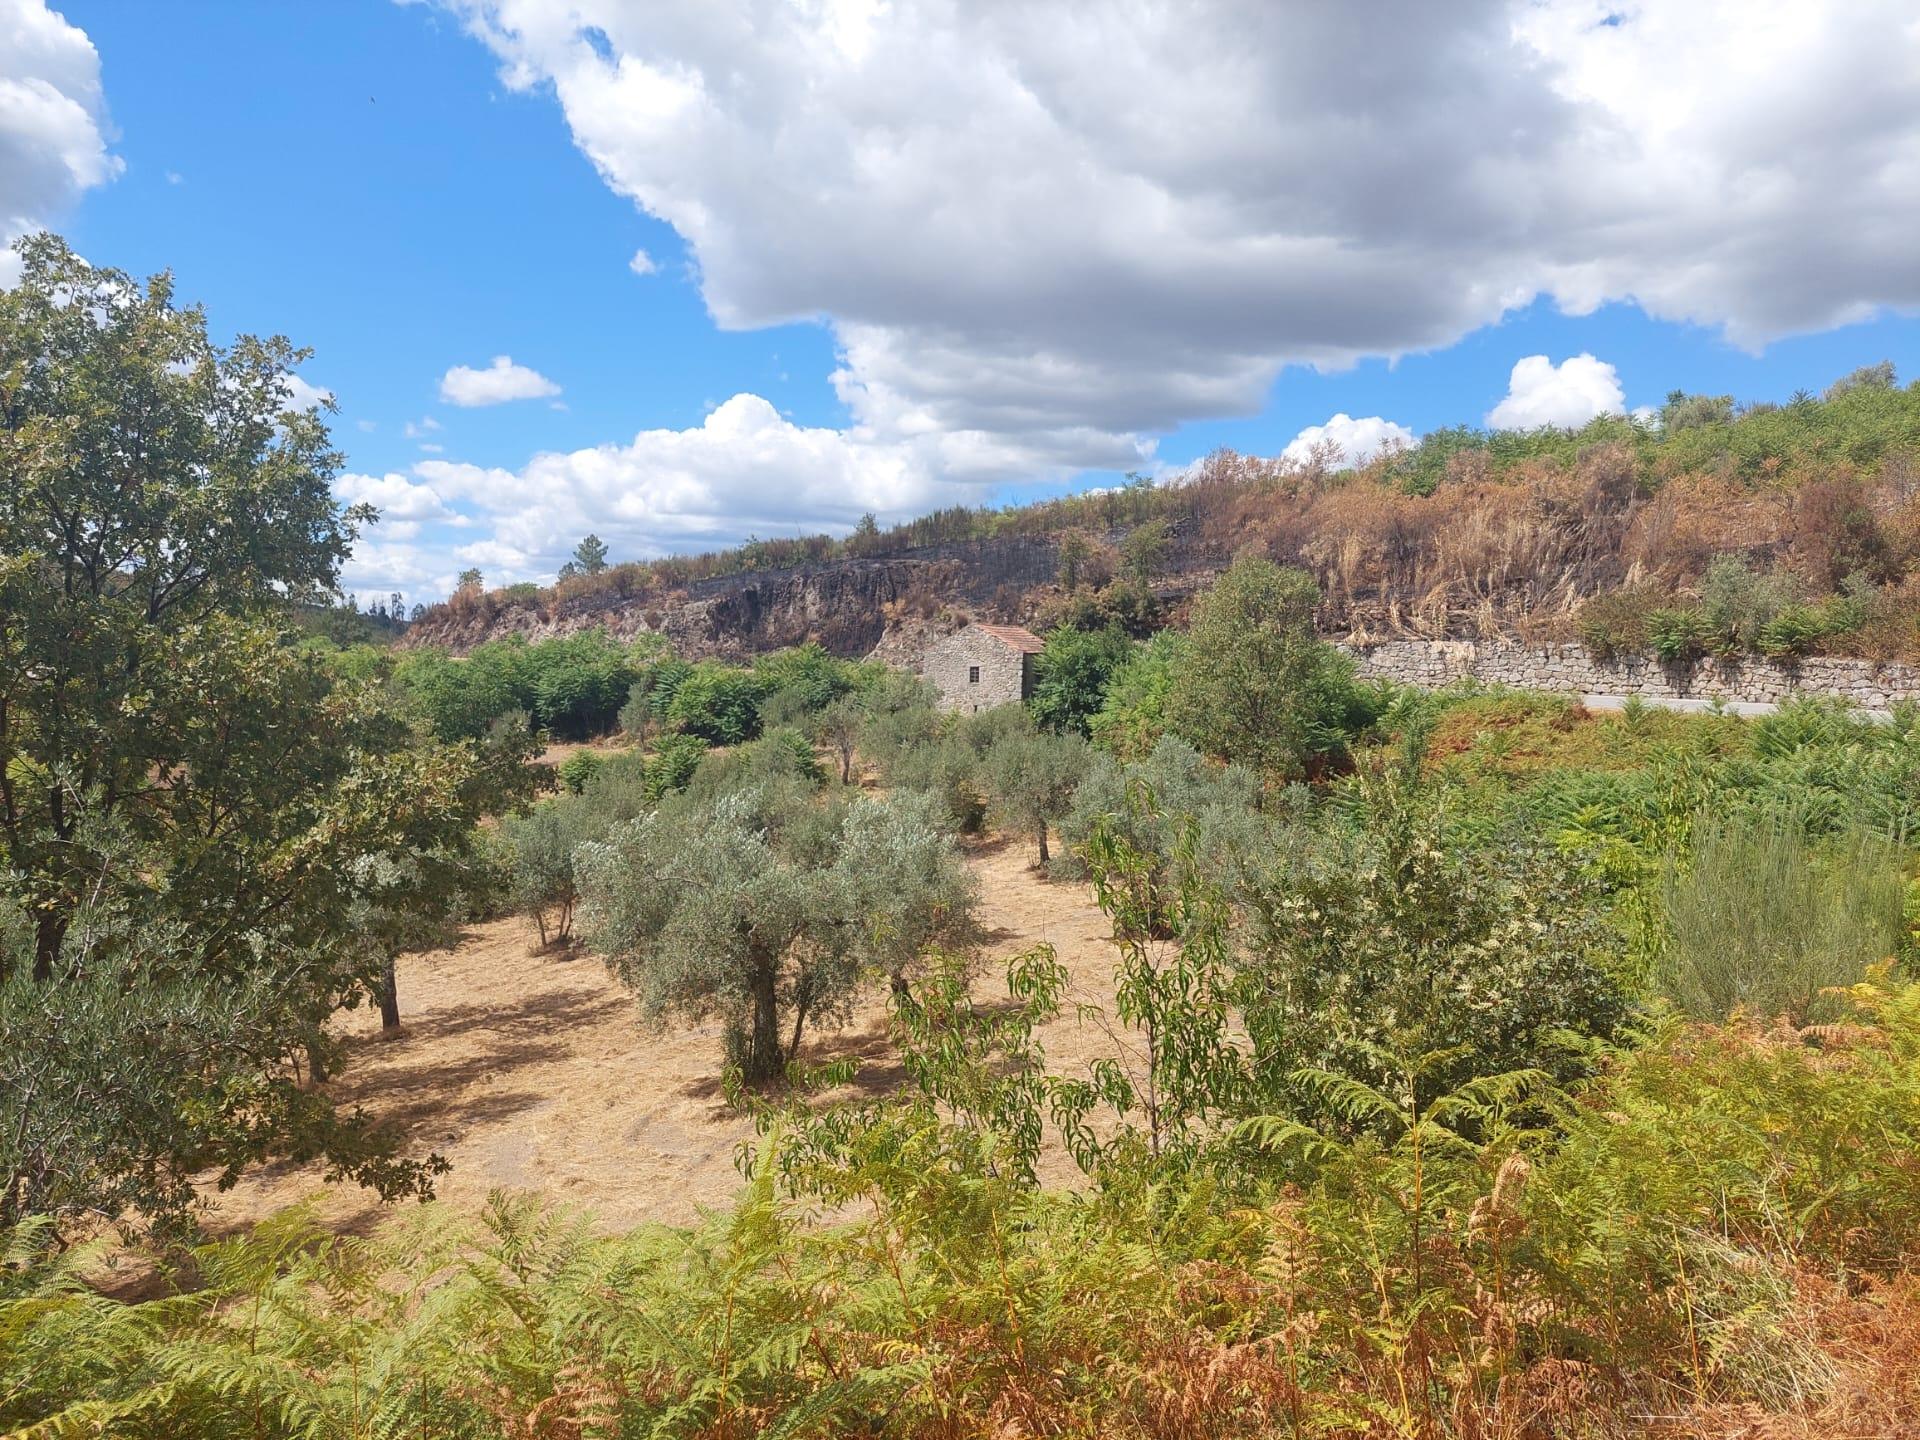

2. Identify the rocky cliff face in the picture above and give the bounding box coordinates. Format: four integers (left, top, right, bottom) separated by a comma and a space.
401, 537, 1075, 659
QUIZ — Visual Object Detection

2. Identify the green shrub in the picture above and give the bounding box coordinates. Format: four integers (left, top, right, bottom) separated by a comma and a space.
1089, 628, 1184, 758
1699, 555, 1797, 657
1240, 772, 1630, 1128
1167, 557, 1361, 780
1027, 623, 1135, 736
761, 727, 825, 784
525, 632, 639, 739
643, 733, 708, 800
751, 642, 857, 715
1646, 605, 1707, 662
556, 748, 602, 794
642, 655, 694, 720
1660, 808, 1906, 1024
1056, 735, 1266, 884
666, 662, 765, 745
617, 679, 653, 736
1756, 602, 1831, 658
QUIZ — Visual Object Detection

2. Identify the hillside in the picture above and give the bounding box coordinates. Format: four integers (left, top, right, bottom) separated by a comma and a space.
404, 372, 1920, 665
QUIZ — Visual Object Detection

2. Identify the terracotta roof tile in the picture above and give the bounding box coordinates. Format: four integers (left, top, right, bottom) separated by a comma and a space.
972, 622, 1046, 654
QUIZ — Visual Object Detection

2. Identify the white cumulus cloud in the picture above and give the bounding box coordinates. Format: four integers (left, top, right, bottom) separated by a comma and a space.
1282, 414, 1417, 470
628, 247, 657, 276
1487, 354, 1627, 430
438, 354, 561, 406
333, 470, 457, 524
407, 391, 1041, 585
0, 0, 120, 281
439, 0, 1920, 482
277, 373, 333, 412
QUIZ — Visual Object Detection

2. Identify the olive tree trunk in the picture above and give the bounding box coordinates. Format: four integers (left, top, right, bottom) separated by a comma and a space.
743, 953, 784, 1084
378, 953, 401, 1033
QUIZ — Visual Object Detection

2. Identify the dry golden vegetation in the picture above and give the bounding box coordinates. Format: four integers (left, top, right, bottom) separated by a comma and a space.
413, 379, 1920, 661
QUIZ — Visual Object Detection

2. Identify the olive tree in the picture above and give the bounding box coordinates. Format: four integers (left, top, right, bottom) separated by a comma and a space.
1056, 736, 1267, 889
576, 783, 975, 1082
982, 729, 1091, 866
833, 788, 978, 998
816, 695, 865, 784
503, 797, 591, 950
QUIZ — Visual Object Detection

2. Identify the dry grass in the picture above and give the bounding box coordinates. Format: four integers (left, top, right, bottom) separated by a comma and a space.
203, 834, 1129, 1233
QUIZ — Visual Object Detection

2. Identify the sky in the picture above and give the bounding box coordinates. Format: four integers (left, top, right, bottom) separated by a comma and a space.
5, 0, 1920, 608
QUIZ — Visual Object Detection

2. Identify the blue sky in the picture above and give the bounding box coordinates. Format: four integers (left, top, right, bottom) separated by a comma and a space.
8, 0, 1920, 606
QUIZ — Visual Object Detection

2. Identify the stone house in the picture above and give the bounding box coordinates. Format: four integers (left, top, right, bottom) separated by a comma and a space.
921, 622, 1045, 712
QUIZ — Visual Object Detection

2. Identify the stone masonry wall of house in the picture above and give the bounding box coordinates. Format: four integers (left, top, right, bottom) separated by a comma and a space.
1341, 639, 1920, 710
922, 629, 1031, 712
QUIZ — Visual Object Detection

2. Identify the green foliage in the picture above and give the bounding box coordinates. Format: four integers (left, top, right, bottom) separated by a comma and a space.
1073, 809, 1247, 1169
526, 631, 639, 739
1646, 603, 1708, 662
393, 640, 532, 740
1087, 628, 1185, 758
666, 660, 766, 745
1056, 735, 1267, 886
577, 783, 975, 1083
872, 703, 1034, 835
1027, 623, 1135, 736
761, 726, 826, 784
814, 693, 865, 783
683, 726, 828, 798
1660, 808, 1906, 1024
15, 937, 1920, 1437
887, 731, 990, 832
1239, 773, 1630, 1130
555, 747, 602, 794
831, 788, 980, 994
748, 944, 1070, 1196
1661, 388, 1737, 431
642, 732, 709, 800
571, 531, 610, 574
611, 645, 683, 736
502, 795, 589, 948
1168, 557, 1361, 780
1824, 359, 1897, 401
0, 236, 542, 1234
1698, 554, 1797, 657
980, 728, 1091, 865
1055, 527, 1093, 590
392, 631, 633, 741
1119, 516, 1171, 589
751, 640, 860, 717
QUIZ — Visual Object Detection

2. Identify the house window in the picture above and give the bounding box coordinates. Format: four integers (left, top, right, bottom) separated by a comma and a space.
968, 665, 980, 684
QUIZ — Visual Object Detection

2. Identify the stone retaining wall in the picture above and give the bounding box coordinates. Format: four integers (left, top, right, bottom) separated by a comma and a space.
1341, 639, 1920, 710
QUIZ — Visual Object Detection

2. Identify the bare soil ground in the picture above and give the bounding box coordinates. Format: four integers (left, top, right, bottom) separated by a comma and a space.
204, 834, 1125, 1235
